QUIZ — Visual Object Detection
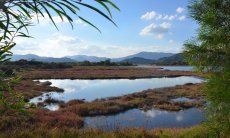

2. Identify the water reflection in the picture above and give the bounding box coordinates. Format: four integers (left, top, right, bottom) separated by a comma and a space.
160, 66, 194, 71
84, 108, 205, 131
171, 97, 196, 102
30, 76, 203, 106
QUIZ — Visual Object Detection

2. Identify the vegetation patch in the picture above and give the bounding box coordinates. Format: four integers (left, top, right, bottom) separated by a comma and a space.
1, 124, 227, 138
18, 66, 203, 79
59, 84, 205, 116
12, 80, 64, 101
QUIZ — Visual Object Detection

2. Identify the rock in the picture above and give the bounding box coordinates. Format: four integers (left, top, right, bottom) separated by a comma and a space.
40, 81, 52, 86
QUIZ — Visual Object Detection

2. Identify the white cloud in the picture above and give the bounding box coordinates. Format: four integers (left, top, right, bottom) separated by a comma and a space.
169, 15, 177, 20
141, 11, 157, 20
176, 7, 185, 14
160, 22, 171, 28
12, 33, 181, 58
141, 8, 186, 21
31, 13, 68, 26
31, 13, 87, 27
178, 16, 186, 21
169, 39, 174, 44
140, 22, 171, 39
141, 11, 178, 21
141, 11, 177, 21
156, 14, 163, 20
75, 19, 88, 26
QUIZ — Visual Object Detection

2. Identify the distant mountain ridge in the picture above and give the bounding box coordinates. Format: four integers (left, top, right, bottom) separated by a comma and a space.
112, 52, 174, 62
154, 53, 186, 65
11, 52, 183, 64
11, 54, 75, 63
65, 55, 109, 62
122, 57, 154, 64
120, 53, 186, 65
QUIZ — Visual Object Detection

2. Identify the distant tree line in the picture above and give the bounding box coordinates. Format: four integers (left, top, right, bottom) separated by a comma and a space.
0, 59, 134, 75
77, 60, 133, 66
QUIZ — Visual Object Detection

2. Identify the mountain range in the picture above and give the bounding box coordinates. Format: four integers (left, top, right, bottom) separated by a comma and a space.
111, 52, 174, 62
11, 54, 75, 63
11, 52, 185, 65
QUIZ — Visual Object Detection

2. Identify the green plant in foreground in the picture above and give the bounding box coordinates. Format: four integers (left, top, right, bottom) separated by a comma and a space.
184, 0, 230, 137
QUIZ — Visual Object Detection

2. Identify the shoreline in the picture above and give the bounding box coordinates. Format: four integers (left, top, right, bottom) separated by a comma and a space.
19, 66, 203, 80
2, 66, 207, 132
58, 83, 205, 117
14, 66, 204, 102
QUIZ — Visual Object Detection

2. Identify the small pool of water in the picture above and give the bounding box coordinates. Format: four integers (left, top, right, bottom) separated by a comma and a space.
44, 104, 60, 111
30, 76, 203, 108
84, 108, 205, 131
171, 97, 196, 102
160, 66, 194, 71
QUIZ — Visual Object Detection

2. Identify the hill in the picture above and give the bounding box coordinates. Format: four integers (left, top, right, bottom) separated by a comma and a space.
121, 57, 155, 64
65, 55, 108, 62
112, 52, 174, 62
154, 53, 187, 65
11, 54, 75, 63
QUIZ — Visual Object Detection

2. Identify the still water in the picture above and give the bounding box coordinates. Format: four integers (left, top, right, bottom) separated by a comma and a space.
84, 108, 205, 131
160, 66, 194, 71
30, 76, 203, 105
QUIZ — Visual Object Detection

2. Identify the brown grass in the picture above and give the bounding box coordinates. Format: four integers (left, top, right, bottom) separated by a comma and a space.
59, 84, 205, 117
4, 66, 207, 134
13, 80, 64, 100
1, 124, 223, 138
19, 66, 202, 79
0, 108, 84, 131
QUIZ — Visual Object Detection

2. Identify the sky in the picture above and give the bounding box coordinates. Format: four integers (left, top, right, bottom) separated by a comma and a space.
12, 0, 198, 58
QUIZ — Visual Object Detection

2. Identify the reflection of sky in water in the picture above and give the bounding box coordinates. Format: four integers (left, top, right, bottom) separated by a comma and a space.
171, 97, 196, 102
30, 76, 203, 105
84, 108, 205, 131
160, 66, 194, 71
44, 104, 59, 111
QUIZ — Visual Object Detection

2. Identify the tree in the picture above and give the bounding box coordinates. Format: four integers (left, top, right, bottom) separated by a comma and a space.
0, 0, 119, 113
184, 0, 230, 136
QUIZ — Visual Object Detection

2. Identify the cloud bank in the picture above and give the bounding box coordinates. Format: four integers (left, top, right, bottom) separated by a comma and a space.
13, 33, 181, 58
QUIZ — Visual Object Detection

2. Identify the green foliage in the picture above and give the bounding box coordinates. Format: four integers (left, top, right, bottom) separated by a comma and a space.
184, 0, 230, 136
0, 72, 25, 115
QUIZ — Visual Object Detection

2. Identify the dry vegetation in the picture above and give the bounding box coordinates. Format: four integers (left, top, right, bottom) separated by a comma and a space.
59, 83, 205, 117
19, 66, 202, 79
13, 80, 64, 101
1, 83, 205, 133
0, 66, 208, 137
1, 124, 221, 138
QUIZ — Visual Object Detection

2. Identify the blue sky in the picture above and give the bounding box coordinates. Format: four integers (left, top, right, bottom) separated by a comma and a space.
13, 0, 198, 58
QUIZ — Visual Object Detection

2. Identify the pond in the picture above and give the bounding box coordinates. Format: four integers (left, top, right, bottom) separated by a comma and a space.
84, 108, 205, 131
171, 97, 196, 102
30, 76, 203, 108
160, 66, 194, 71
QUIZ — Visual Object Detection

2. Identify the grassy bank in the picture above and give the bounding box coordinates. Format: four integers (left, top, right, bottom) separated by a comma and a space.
19, 66, 202, 79
0, 84, 205, 133
11, 66, 204, 102
1, 66, 208, 137
59, 84, 205, 117
1, 124, 224, 138
13, 80, 64, 100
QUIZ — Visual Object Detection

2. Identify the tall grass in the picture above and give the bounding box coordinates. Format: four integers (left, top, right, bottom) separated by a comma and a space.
0, 124, 221, 138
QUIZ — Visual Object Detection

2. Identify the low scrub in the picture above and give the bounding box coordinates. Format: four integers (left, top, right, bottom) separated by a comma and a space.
1, 124, 226, 138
